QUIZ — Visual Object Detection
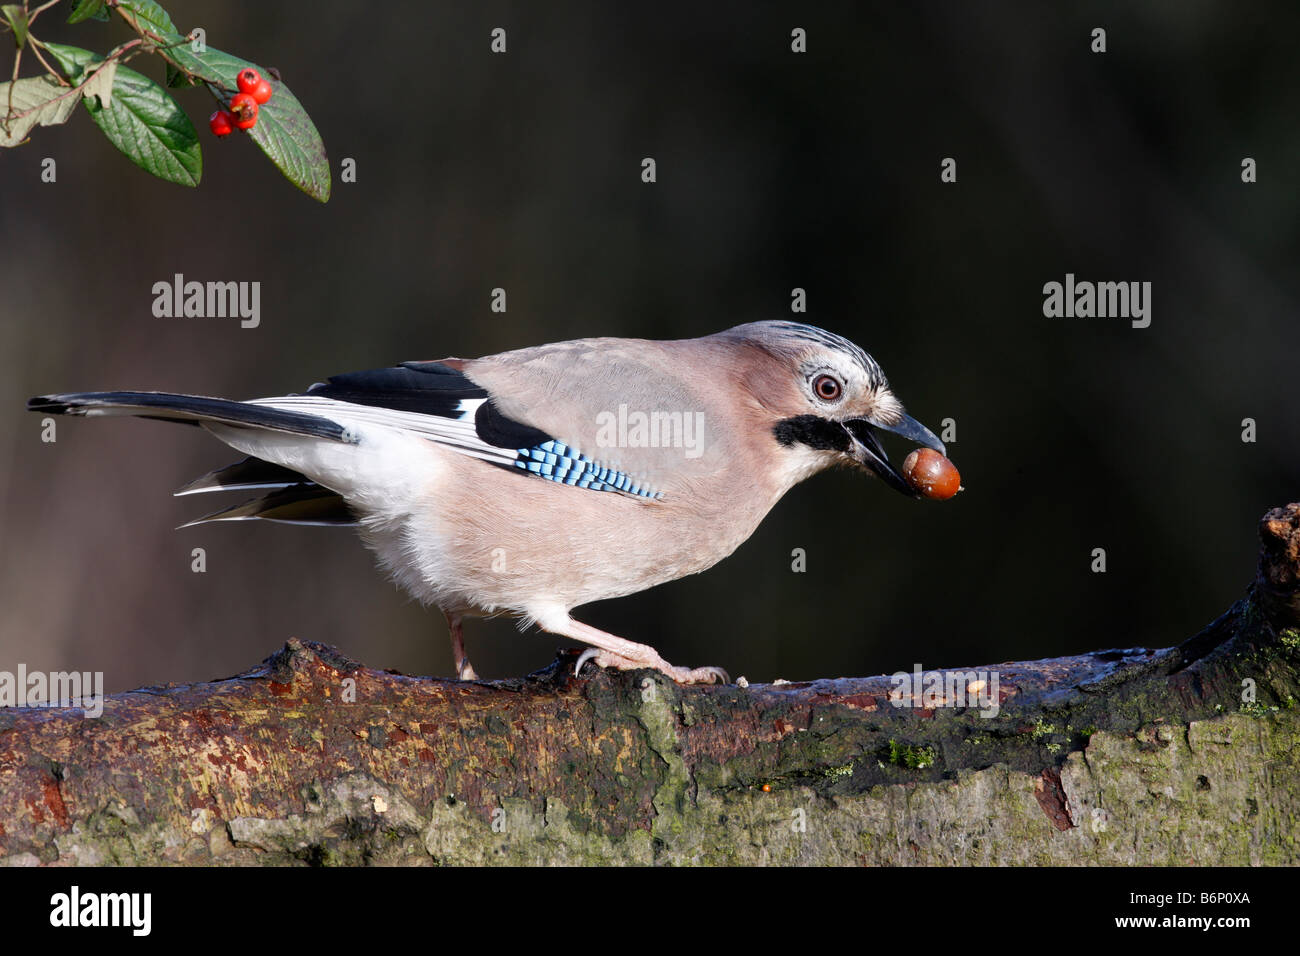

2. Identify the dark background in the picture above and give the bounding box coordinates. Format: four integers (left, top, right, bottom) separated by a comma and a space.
2, 1, 1297, 692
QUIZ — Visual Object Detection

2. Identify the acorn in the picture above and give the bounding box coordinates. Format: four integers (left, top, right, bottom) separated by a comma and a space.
902, 448, 962, 500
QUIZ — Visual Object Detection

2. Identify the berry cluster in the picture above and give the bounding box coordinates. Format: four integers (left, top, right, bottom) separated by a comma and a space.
209, 68, 273, 137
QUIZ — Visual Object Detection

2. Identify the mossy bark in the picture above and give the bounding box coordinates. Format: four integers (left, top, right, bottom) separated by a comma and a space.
3, 507, 1299, 866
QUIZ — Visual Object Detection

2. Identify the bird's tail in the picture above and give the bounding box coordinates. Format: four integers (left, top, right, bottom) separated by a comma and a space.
27, 391, 348, 441
28, 391, 358, 527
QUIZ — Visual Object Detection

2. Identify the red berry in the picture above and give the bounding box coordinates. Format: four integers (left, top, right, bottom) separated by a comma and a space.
902, 448, 962, 500
238, 68, 272, 103
208, 109, 234, 137
236, 68, 262, 96
251, 77, 273, 105
229, 93, 259, 130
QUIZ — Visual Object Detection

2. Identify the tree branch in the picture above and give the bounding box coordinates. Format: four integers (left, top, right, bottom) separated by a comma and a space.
2, 505, 1298, 865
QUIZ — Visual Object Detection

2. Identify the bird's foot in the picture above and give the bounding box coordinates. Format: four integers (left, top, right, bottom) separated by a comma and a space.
574, 648, 728, 685
444, 610, 479, 680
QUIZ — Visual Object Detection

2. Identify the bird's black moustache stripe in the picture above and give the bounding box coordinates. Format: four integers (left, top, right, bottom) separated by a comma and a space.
772, 415, 850, 452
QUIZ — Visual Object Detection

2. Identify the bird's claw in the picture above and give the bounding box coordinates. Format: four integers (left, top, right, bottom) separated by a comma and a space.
456, 659, 480, 681
674, 665, 730, 685
574, 648, 728, 685
574, 647, 602, 676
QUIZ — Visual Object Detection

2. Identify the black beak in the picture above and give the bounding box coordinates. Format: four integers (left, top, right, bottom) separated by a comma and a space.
843, 413, 946, 497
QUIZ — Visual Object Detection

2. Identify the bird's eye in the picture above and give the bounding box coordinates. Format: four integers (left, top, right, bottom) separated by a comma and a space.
812, 374, 842, 402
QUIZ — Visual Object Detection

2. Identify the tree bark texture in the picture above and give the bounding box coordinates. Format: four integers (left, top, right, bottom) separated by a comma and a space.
3, 506, 1299, 866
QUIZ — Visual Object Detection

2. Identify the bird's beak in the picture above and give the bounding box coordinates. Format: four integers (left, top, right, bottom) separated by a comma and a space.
842, 413, 946, 496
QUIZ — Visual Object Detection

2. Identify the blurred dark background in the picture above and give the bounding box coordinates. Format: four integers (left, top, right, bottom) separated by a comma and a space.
2, 1, 1298, 692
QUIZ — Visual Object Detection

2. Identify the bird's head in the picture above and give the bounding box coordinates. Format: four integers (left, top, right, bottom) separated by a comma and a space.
720, 321, 947, 495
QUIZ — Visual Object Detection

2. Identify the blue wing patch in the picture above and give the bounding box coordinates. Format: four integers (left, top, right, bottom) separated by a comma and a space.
511, 440, 662, 500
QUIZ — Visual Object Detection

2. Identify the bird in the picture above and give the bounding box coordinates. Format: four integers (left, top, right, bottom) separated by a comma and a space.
28, 321, 947, 684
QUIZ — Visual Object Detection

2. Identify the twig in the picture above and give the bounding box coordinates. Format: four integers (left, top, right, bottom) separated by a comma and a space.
25, 38, 66, 87
6, 45, 21, 130
24, 0, 64, 31
2, 39, 141, 130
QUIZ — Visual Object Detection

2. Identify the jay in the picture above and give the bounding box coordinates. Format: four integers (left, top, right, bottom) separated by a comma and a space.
28, 321, 946, 684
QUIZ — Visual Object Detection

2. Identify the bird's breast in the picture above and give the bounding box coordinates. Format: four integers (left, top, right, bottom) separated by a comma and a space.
385, 447, 780, 613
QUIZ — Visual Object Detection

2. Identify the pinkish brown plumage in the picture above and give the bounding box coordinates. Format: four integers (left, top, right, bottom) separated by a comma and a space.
28, 322, 948, 683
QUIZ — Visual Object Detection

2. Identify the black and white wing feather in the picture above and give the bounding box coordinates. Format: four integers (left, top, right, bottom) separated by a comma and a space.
256, 361, 661, 498
28, 359, 661, 529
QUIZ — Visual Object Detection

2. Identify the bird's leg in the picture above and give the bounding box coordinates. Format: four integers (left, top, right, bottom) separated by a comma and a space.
532, 609, 728, 685
444, 610, 479, 680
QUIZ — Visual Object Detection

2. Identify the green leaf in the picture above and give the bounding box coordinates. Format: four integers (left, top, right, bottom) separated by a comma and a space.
154, 37, 227, 87
105, 9, 329, 200
107, 3, 192, 87
2, 4, 27, 48
114, 0, 198, 91
113, 0, 191, 91
66, 0, 109, 24
44, 41, 98, 78
113, 0, 177, 37
0, 76, 80, 147
89, 68, 201, 186
241, 80, 331, 202
44, 42, 201, 186
190, 48, 329, 201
